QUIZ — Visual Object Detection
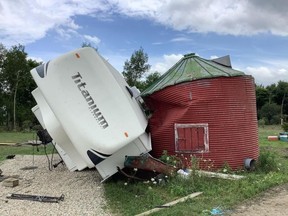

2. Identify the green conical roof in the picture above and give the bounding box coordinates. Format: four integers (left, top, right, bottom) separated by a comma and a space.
141, 53, 245, 96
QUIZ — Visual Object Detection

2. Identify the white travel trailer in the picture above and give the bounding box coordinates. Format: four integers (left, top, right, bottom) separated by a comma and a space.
31, 47, 151, 181
31, 98, 79, 172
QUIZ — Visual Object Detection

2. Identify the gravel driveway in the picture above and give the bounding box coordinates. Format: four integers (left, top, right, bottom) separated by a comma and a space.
0, 155, 114, 216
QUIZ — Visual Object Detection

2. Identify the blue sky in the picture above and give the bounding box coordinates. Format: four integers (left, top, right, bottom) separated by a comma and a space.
1, 0, 288, 86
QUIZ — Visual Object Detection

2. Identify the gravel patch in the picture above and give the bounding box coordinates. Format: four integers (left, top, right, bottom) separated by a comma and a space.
0, 155, 114, 216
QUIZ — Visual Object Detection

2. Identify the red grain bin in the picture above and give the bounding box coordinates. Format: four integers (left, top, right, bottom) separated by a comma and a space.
142, 53, 259, 170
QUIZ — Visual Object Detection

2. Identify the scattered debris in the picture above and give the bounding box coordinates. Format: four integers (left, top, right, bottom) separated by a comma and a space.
135, 192, 202, 216
118, 154, 178, 181
177, 169, 190, 178
0, 169, 19, 183
267, 136, 279, 141
6, 193, 65, 203
124, 153, 178, 176
203, 207, 224, 215
0, 142, 17, 146
2, 178, 19, 187
53, 159, 64, 168
6, 155, 15, 159
0, 176, 12, 182
210, 207, 223, 215
195, 170, 245, 180
175, 169, 245, 180
0, 140, 42, 146
117, 167, 145, 181
19, 140, 42, 146
279, 132, 288, 142
20, 166, 38, 170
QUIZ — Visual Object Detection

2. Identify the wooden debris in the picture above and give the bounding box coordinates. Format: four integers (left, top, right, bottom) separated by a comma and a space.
7, 193, 65, 203
196, 170, 245, 180
0, 140, 41, 146
0, 142, 17, 146
2, 178, 19, 187
135, 192, 202, 216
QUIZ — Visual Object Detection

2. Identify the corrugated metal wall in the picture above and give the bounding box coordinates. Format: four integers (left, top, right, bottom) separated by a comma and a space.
144, 75, 259, 170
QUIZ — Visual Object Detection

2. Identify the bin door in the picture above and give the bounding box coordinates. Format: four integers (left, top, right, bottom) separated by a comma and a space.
175, 123, 209, 153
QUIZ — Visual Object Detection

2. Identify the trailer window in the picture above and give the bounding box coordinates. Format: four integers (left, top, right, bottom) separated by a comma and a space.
175, 123, 209, 153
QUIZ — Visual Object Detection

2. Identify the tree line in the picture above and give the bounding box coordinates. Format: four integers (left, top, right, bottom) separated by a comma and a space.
256, 82, 288, 125
0, 44, 40, 131
0, 44, 287, 131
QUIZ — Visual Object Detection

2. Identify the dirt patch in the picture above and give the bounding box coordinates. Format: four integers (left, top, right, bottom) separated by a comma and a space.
230, 184, 288, 216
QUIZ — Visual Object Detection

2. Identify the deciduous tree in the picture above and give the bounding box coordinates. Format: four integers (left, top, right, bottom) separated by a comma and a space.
122, 47, 151, 91
0, 44, 40, 130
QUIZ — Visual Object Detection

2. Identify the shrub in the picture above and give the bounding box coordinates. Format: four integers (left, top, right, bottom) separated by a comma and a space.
282, 122, 288, 132
256, 150, 279, 173
258, 118, 266, 127
221, 161, 232, 173
159, 150, 181, 168
21, 120, 32, 132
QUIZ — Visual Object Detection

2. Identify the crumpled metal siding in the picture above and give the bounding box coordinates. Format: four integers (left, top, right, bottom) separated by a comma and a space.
144, 76, 259, 170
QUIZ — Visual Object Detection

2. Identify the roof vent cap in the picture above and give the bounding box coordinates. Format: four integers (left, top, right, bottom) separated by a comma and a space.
184, 53, 195, 58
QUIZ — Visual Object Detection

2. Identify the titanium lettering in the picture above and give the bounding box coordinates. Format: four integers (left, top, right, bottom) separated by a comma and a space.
71, 72, 109, 129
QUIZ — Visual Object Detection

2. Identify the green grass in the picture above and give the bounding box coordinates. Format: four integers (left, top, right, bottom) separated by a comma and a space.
103, 125, 288, 215
258, 125, 283, 146
0, 131, 54, 162
0, 131, 37, 143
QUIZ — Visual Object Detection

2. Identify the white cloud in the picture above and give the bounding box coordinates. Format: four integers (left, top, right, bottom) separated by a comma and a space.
0, 0, 108, 46
150, 54, 183, 74
83, 35, 101, 45
210, 55, 219, 59
1, 0, 288, 47
55, 28, 78, 40
170, 37, 192, 42
244, 66, 288, 86
258, 58, 288, 70
157, 0, 288, 36
278, 68, 287, 74
102, 53, 128, 72
112, 0, 165, 17
113, 0, 288, 36
27, 56, 44, 63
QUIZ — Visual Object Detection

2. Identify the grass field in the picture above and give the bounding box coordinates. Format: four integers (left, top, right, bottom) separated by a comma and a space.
1, 126, 288, 215
0, 131, 37, 143
0, 131, 54, 162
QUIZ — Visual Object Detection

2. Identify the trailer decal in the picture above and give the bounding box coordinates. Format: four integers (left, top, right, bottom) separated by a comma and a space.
72, 72, 109, 129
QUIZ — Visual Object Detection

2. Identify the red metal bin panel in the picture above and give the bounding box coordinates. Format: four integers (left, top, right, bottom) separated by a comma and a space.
144, 76, 259, 170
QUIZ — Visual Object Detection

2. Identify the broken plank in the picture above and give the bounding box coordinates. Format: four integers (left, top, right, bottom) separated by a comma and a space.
135, 192, 202, 216
196, 170, 245, 180
2, 178, 19, 187
0, 142, 17, 146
